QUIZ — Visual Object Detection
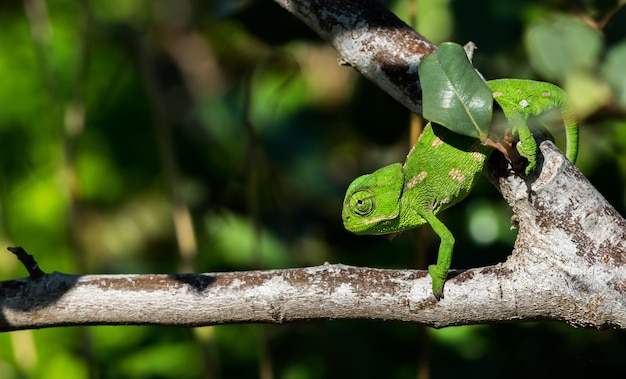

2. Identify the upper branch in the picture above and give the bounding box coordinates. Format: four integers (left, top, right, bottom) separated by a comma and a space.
274, 0, 436, 113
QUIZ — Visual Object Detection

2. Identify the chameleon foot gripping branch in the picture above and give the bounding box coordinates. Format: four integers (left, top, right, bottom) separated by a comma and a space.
342, 42, 579, 299
342, 123, 490, 299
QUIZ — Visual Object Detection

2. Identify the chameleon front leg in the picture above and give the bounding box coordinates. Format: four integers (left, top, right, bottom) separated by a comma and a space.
423, 212, 455, 299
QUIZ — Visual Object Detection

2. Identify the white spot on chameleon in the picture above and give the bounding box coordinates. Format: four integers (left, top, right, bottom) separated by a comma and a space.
432, 137, 443, 148
433, 196, 452, 210
470, 152, 485, 162
492, 91, 503, 98
448, 168, 466, 183
406, 171, 427, 189
542, 91, 551, 98
519, 99, 530, 108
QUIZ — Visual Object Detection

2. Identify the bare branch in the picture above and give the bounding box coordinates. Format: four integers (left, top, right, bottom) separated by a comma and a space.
1, 141, 625, 331
7, 247, 45, 279
273, 0, 436, 114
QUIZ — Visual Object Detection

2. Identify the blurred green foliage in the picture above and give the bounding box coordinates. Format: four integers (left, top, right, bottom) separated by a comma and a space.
0, 0, 625, 378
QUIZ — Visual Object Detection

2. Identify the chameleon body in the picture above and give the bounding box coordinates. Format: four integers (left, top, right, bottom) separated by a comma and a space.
343, 123, 490, 299
342, 80, 579, 299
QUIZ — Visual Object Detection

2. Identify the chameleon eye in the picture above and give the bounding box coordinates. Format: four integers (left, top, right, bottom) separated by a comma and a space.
350, 190, 374, 216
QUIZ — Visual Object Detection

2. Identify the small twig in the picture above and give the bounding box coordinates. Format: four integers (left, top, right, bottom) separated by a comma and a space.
7, 247, 45, 278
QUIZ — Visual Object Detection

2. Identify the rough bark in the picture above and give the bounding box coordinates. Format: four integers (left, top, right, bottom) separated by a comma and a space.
1, 141, 625, 331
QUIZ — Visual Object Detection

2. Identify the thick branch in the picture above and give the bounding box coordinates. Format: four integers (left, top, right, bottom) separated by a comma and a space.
485, 140, 626, 329
0, 266, 429, 331
1, 141, 625, 331
273, 0, 436, 113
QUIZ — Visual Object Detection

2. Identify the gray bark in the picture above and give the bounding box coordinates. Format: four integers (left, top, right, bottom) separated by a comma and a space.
2, 141, 625, 331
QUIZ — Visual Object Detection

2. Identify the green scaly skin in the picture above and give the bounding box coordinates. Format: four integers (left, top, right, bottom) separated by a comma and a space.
342, 123, 490, 299
487, 79, 579, 173
342, 80, 579, 299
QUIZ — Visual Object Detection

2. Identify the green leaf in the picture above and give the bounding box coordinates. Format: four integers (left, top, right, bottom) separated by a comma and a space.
525, 14, 603, 82
418, 42, 493, 140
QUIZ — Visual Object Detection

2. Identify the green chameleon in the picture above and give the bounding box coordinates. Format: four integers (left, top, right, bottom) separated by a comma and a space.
342, 44, 579, 299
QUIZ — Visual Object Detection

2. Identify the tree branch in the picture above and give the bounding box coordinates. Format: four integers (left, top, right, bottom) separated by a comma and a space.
1, 141, 625, 331
485, 140, 626, 329
273, 0, 436, 114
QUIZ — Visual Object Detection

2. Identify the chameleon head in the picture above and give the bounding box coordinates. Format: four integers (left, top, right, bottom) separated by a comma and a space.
342, 163, 404, 235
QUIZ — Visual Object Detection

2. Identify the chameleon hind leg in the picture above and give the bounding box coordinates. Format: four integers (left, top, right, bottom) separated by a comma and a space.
423, 212, 455, 300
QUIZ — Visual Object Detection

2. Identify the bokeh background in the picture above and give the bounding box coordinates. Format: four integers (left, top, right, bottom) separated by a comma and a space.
1, 0, 626, 378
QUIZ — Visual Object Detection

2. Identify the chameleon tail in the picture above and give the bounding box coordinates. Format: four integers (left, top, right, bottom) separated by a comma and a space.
558, 98, 579, 164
